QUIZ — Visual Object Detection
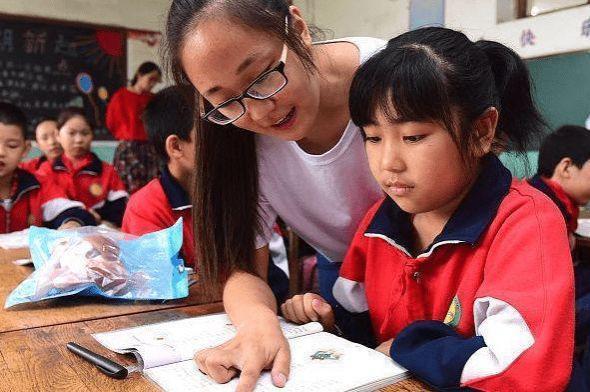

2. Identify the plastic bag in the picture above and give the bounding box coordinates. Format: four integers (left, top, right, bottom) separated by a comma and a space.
5, 219, 188, 308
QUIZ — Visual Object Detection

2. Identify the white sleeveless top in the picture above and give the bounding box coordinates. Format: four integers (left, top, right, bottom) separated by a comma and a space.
255, 37, 386, 263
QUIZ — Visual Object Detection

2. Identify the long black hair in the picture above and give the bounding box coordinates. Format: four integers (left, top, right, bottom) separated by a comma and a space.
350, 27, 546, 163
163, 0, 318, 294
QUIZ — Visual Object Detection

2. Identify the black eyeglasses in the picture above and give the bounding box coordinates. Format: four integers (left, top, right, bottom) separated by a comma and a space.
201, 43, 289, 125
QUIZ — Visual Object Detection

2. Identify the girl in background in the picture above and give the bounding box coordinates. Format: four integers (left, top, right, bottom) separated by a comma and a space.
107, 61, 162, 193
39, 107, 128, 227
20, 117, 62, 173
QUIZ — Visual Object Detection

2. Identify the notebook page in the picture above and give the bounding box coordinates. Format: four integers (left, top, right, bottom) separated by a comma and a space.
145, 332, 407, 392
93, 313, 322, 369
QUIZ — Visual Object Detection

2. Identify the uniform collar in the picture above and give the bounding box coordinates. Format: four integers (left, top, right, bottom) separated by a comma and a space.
365, 154, 512, 258
13, 168, 40, 203
53, 153, 102, 175
34, 155, 47, 169
528, 174, 578, 229
160, 166, 191, 211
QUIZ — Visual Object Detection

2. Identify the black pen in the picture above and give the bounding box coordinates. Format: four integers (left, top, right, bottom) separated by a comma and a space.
66, 342, 129, 379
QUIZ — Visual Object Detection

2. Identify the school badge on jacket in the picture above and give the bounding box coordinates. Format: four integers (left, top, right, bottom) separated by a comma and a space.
444, 295, 461, 327
89, 183, 103, 197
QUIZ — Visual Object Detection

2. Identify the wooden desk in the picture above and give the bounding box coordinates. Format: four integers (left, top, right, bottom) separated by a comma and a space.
0, 259, 219, 333
0, 304, 223, 392
0, 304, 428, 392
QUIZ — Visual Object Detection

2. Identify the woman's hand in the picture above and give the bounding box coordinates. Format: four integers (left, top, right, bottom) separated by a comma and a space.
195, 314, 290, 392
280, 293, 335, 331
375, 338, 394, 357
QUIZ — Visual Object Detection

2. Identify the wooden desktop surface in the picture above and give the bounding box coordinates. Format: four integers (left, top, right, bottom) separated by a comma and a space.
0, 248, 429, 391
0, 257, 218, 333
0, 304, 429, 392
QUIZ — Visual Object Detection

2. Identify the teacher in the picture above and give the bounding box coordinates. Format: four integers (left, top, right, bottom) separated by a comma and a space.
106, 61, 162, 193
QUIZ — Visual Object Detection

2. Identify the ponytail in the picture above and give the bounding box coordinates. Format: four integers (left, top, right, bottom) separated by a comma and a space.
475, 40, 546, 153
350, 27, 546, 167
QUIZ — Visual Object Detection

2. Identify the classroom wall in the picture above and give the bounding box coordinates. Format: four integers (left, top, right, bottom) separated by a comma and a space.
0, 0, 169, 79
0, 0, 170, 162
295, 0, 410, 40
445, 0, 590, 59
298, 0, 590, 59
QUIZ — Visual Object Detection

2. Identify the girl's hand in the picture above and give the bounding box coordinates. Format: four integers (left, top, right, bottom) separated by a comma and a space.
280, 293, 335, 331
375, 338, 394, 357
194, 315, 290, 392
89, 209, 102, 224
58, 220, 82, 230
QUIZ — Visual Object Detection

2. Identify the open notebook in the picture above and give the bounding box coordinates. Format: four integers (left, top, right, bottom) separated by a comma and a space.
93, 313, 408, 391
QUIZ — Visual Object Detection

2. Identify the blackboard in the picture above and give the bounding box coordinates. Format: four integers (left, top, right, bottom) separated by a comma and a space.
0, 16, 127, 140
527, 51, 590, 131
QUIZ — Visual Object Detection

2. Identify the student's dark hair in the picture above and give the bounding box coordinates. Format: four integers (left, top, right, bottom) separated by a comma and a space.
34, 116, 57, 130
163, 0, 316, 87
163, 0, 318, 293
537, 125, 590, 177
0, 101, 27, 139
350, 27, 546, 163
130, 61, 162, 86
57, 107, 92, 131
143, 85, 195, 162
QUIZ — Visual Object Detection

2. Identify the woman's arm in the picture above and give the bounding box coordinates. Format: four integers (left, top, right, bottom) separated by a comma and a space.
194, 246, 291, 392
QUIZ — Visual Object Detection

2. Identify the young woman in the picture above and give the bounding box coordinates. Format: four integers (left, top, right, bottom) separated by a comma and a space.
163, 0, 384, 389
106, 61, 162, 193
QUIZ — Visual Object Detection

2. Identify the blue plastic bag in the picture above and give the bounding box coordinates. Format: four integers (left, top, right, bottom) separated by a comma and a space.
5, 219, 188, 308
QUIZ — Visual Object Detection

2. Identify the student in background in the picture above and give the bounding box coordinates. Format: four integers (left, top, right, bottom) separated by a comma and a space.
122, 86, 289, 302
122, 86, 197, 267
282, 27, 577, 391
107, 61, 162, 194
20, 117, 62, 173
38, 107, 128, 227
528, 125, 590, 390
0, 102, 96, 232
528, 125, 590, 250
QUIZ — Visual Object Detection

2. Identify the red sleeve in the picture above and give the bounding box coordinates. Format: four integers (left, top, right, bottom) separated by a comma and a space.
106, 90, 124, 139
463, 195, 574, 391
36, 160, 52, 177
36, 162, 77, 200
35, 174, 67, 202
122, 198, 166, 235
109, 165, 127, 193
19, 157, 39, 173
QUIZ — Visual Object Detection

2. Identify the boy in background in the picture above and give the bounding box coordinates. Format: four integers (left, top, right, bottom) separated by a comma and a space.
122, 86, 196, 266
0, 102, 95, 232
528, 125, 590, 249
122, 87, 289, 303
528, 125, 590, 389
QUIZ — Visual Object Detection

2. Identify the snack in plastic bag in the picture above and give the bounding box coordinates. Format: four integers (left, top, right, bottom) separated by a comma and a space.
5, 219, 188, 308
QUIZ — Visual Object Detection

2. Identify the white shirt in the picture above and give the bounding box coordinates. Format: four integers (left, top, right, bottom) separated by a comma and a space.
255, 37, 386, 263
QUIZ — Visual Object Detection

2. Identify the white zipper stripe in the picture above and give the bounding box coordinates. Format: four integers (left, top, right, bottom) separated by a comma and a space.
364, 233, 466, 258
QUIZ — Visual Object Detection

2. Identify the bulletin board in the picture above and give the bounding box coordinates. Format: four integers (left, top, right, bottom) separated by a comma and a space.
0, 15, 127, 140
